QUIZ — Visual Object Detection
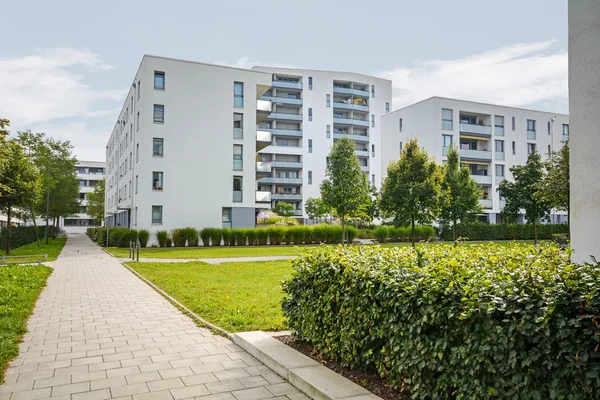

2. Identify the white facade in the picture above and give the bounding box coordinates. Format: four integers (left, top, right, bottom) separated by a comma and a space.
104, 56, 391, 233
381, 97, 569, 223
569, 0, 600, 263
63, 160, 105, 233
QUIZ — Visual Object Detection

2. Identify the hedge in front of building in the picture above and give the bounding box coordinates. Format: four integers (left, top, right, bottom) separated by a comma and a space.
1, 226, 59, 250
439, 222, 569, 241
282, 244, 600, 399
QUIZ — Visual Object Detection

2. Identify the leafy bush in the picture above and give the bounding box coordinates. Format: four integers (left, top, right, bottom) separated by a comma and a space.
166, 237, 172, 247
138, 229, 150, 247
283, 244, 600, 399
267, 227, 284, 245
200, 228, 211, 247
256, 229, 269, 245
356, 229, 373, 239
209, 228, 222, 247
312, 225, 325, 243
0, 226, 59, 250
156, 230, 168, 247
182, 227, 199, 247
439, 222, 569, 241
171, 229, 183, 247
108, 228, 137, 248
288, 226, 305, 244
233, 229, 246, 246
222, 229, 234, 246
95, 228, 106, 246
260, 217, 298, 226
346, 226, 357, 243
245, 229, 257, 246
373, 226, 389, 243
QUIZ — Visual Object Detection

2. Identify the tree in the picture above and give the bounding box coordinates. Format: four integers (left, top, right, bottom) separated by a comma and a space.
273, 201, 295, 217
536, 141, 570, 235
305, 197, 332, 223
439, 146, 482, 240
320, 137, 370, 244
380, 139, 442, 246
0, 119, 10, 195
87, 178, 105, 224
353, 184, 380, 227
0, 140, 39, 253
498, 150, 551, 244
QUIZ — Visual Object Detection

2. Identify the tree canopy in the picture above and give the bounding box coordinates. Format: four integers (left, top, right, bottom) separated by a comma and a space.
87, 178, 105, 223
536, 141, 570, 233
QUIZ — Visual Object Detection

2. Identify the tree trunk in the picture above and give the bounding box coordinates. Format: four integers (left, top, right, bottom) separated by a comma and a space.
6, 205, 11, 255
453, 218, 457, 241
411, 216, 416, 248
30, 203, 40, 247
533, 219, 537, 245
567, 206, 571, 240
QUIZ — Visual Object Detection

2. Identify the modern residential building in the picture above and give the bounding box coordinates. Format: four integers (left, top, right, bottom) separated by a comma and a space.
381, 97, 569, 224
62, 161, 105, 233
104, 55, 391, 232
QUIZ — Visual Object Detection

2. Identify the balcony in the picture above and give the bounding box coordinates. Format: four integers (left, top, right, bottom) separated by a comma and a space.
272, 80, 303, 90
361, 165, 369, 172
233, 190, 243, 202
460, 148, 492, 162
333, 132, 369, 142
495, 151, 505, 161
355, 150, 370, 157
271, 161, 302, 169
333, 101, 369, 112
333, 86, 369, 97
258, 128, 302, 138
258, 177, 302, 185
527, 130, 537, 140
233, 128, 243, 139
261, 96, 302, 106
479, 199, 493, 209
256, 191, 272, 203
256, 162, 271, 174
495, 126, 505, 136
266, 111, 303, 121
272, 193, 302, 201
333, 117, 369, 127
471, 175, 493, 185
256, 100, 272, 124
459, 122, 492, 137
256, 130, 272, 151
291, 210, 303, 216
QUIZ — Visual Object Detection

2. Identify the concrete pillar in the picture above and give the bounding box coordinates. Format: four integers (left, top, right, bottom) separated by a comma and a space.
569, 0, 600, 263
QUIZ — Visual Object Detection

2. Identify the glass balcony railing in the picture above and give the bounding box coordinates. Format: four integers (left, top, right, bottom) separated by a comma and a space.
333, 86, 369, 97
258, 128, 302, 138
479, 199, 493, 209
256, 162, 271, 173
267, 112, 303, 121
333, 101, 369, 112
471, 175, 492, 185
459, 122, 492, 136
361, 165, 369, 172
233, 190, 243, 202
233, 128, 243, 139
261, 96, 302, 106
270, 161, 303, 169
256, 191, 271, 203
272, 80, 303, 89
272, 193, 302, 201
333, 117, 369, 127
460, 148, 492, 161
442, 120, 453, 130
258, 177, 302, 185
333, 132, 370, 142
527, 130, 537, 140
495, 126, 505, 136
355, 150, 370, 157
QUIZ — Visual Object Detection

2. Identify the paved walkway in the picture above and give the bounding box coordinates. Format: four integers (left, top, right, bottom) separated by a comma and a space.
0, 235, 307, 400
117, 256, 295, 265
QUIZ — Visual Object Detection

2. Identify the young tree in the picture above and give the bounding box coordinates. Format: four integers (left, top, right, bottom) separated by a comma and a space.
354, 184, 380, 227
87, 178, 105, 224
498, 150, 551, 244
536, 141, 570, 235
273, 201, 295, 217
440, 146, 482, 240
320, 137, 370, 244
305, 197, 332, 223
0, 140, 39, 253
380, 139, 442, 246
0, 119, 10, 194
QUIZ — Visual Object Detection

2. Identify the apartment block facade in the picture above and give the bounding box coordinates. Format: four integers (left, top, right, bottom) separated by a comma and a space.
63, 161, 106, 233
381, 97, 569, 224
104, 56, 391, 232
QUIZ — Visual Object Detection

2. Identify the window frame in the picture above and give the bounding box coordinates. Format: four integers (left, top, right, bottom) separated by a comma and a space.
152, 171, 164, 191
153, 138, 164, 156
154, 71, 165, 90
153, 104, 164, 123
151, 205, 163, 224
234, 81, 244, 108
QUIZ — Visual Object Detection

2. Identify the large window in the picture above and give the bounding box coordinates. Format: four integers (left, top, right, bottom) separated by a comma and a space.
222, 208, 231, 223
153, 104, 164, 123
152, 205, 163, 224
495, 164, 505, 177
442, 108, 453, 130
527, 143, 536, 155
527, 119, 536, 139
152, 172, 163, 191
308, 77, 313, 90
495, 140, 504, 152
308, 108, 313, 121
308, 139, 313, 153
308, 171, 312, 185
326, 125, 330, 138
233, 113, 243, 139
154, 72, 165, 90
326, 94, 330, 108
371, 114, 375, 127
153, 138, 164, 156
233, 176, 242, 202
495, 115, 504, 136
442, 134, 453, 148
234, 82, 244, 108
233, 144, 243, 170
563, 124, 569, 140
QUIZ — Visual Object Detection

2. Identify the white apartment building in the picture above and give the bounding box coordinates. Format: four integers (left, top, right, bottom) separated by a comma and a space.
104, 55, 391, 232
381, 97, 569, 224
63, 161, 105, 233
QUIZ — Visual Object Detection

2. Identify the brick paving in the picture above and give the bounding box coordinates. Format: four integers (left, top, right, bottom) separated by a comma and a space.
0, 235, 308, 400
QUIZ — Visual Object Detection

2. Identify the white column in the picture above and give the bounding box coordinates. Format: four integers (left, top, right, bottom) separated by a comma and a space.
569, 0, 600, 263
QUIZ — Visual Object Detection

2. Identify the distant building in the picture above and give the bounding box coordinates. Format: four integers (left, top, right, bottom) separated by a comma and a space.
62, 160, 105, 233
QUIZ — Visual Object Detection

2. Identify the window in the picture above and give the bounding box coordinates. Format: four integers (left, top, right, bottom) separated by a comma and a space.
495, 165, 505, 177
372, 174, 375, 185
233, 144, 243, 170
385, 102, 390, 113
79, 180, 86, 187
130, 96, 133, 112
371, 85, 375, 97
399, 141, 403, 155
495, 140, 504, 152
125, 133, 128, 144
548, 144, 552, 155
222, 208, 231, 223
78, 193, 85, 200
527, 119, 536, 139
308, 139, 313, 153
233, 113, 243, 139
442, 134, 453, 148
527, 143, 536, 155
495, 116, 504, 136
308, 77, 313, 90
399, 118, 403, 132
233, 176, 242, 202
371, 114, 375, 128
153, 104, 164, 123
562, 124, 569, 138
512, 116, 516, 131
442, 108, 453, 130
308, 171, 312, 185
371, 144, 375, 157
129, 154, 132, 170
234, 82, 244, 108
136, 144, 139, 162
512, 141, 516, 155
137, 81, 141, 100
135, 207, 138, 225
308, 108, 313, 121
548, 121, 551, 135
135, 175, 138, 194
136, 112, 140, 130
277, 139, 289, 146
152, 171, 163, 191
153, 138, 164, 156
154, 72, 165, 90
326, 125, 330, 138
152, 205, 163, 224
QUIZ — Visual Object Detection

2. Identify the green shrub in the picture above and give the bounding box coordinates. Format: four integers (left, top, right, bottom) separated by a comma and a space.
256, 228, 269, 245
356, 229, 373, 239
267, 227, 284, 245
200, 228, 211, 247
439, 222, 569, 241
414, 225, 435, 241
288, 226, 304, 244
95, 228, 106, 246
166, 237, 172, 247
170, 229, 183, 247
245, 229, 257, 246
108, 228, 137, 248
156, 230, 168, 247
312, 225, 325, 243
373, 226, 389, 243
185, 228, 199, 246
283, 244, 600, 399
209, 228, 222, 246
0, 226, 59, 250
346, 226, 357, 243
222, 229, 234, 246
138, 230, 150, 248
232, 229, 246, 246
301, 226, 312, 244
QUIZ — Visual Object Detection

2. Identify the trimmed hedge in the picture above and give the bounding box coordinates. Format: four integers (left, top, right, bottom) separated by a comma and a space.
1, 226, 59, 250
138, 230, 150, 248
439, 222, 569, 241
86, 227, 136, 247
283, 244, 600, 399
373, 226, 435, 244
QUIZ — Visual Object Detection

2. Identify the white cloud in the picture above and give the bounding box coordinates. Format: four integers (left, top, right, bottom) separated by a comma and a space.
0, 48, 125, 125
214, 56, 296, 70
377, 40, 568, 111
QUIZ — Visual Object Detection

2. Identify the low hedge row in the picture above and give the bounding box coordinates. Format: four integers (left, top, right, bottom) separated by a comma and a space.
372, 225, 435, 243
87, 227, 137, 247
1, 226, 59, 250
439, 222, 569, 241
283, 244, 600, 399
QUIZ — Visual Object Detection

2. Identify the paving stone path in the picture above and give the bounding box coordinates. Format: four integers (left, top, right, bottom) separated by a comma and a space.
0, 235, 308, 400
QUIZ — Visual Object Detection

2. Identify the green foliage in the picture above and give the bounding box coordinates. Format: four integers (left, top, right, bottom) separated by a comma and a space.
356, 229, 373, 239
439, 222, 569, 241
245, 229, 257, 246
373, 226, 389, 243
0, 237, 66, 262
266, 227, 284, 245
256, 228, 268, 245
273, 201, 295, 217
180, 227, 198, 247
156, 230, 168, 247
108, 228, 137, 248
283, 244, 600, 399
199, 228, 211, 247
232, 229, 246, 246
138, 229, 150, 248
86, 178, 105, 224
209, 228, 222, 247
171, 229, 183, 247
261, 216, 298, 226
381, 139, 442, 246
537, 142, 570, 224
166, 236, 172, 247
0, 226, 58, 251
222, 229, 234, 246
305, 197, 332, 221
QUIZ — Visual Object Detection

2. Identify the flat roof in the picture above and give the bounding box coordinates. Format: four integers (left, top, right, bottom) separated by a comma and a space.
251, 66, 392, 83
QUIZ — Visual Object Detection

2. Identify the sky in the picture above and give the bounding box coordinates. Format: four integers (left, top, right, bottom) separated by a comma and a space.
0, 0, 569, 161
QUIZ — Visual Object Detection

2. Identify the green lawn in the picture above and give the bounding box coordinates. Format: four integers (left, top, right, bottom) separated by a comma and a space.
127, 260, 292, 332
0, 264, 52, 383
0, 237, 67, 263
109, 240, 539, 259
